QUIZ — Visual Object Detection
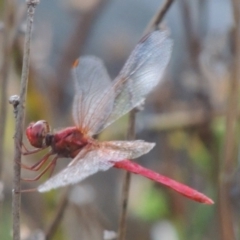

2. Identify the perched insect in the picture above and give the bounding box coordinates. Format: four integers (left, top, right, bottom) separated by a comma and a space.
21, 30, 213, 204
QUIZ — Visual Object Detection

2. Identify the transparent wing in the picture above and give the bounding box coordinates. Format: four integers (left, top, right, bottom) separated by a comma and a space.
37, 140, 155, 192
100, 140, 155, 160
72, 30, 172, 136
96, 30, 173, 133
72, 56, 115, 135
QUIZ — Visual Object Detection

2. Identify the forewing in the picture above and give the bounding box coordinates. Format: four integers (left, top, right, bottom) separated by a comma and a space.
37, 140, 155, 192
72, 56, 114, 135
96, 30, 173, 133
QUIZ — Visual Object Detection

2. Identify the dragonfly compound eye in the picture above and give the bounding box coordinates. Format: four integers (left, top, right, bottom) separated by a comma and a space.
26, 120, 50, 148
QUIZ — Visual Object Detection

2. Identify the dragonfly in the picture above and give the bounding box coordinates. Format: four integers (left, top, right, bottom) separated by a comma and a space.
21, 30, 213, 204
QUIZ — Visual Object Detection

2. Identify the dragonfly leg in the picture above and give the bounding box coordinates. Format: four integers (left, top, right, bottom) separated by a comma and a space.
21, 155, 58, 182
18, 152, 53, 171
17, 141, 47, 155
48, 156, 58, 178
14, 188, 37, 193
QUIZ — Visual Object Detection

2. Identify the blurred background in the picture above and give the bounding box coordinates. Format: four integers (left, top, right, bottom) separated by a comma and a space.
0, 0, 239, 239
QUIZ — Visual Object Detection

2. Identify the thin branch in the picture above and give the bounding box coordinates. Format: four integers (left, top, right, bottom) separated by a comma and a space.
179, 0, 201, 68
143, 0, 175, 36
139, 108, 240, 132
117, 1, 175, 239
218, 0, 240, 239
11, 1, 39, 240
105, 106, 240, 138
142, 108, 216, 131
117, 110, 136, 240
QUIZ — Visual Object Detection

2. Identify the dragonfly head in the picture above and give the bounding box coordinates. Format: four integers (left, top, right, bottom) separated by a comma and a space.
26, 120, 51, 148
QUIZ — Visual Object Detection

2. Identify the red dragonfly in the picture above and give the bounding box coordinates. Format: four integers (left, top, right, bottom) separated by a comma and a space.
22, 30, 213, 204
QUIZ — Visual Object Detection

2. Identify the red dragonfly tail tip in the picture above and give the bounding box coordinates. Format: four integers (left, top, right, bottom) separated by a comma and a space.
202, 197, 214, 205
114, 160, 214, 205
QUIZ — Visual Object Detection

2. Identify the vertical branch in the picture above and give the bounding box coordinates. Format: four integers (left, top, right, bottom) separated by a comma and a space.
143, 0, 174, 36
218, 0, 240, 239
117, 110, 136, 240
197, 0, 208, 38
179, 0, 200, 68
12, 1, 39, 240
117, 1, 175, 239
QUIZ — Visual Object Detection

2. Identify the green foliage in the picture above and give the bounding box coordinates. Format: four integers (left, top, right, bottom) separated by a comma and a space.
168, 130, 188, 150
168, 130, 212, 172
211, 117, 226, 148
132, 184, 170, 221
187, 203, 215, 240
0, 203, 12, 240
187, 135, 211, 172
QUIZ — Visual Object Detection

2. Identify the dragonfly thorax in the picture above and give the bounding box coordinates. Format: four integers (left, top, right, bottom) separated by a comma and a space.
26, 120, 51, 148
51, 127, 89, 158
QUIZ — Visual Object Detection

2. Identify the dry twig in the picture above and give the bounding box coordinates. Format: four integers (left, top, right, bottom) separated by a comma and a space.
11, 1, 39, 240
218, 0, 240, 239
117, 110, 136, 240
143, 0, 174, 36
117, 1, 175, 239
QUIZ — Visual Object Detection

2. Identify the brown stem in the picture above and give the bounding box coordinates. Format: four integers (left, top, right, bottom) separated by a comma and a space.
12, 1, 39, 240
106, 107, 240, 135
117, 1, 175, 239
117, 110, 136, 240
179, 0, 201, 68
218, 0, 240, 239
143, 0, 175, 36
